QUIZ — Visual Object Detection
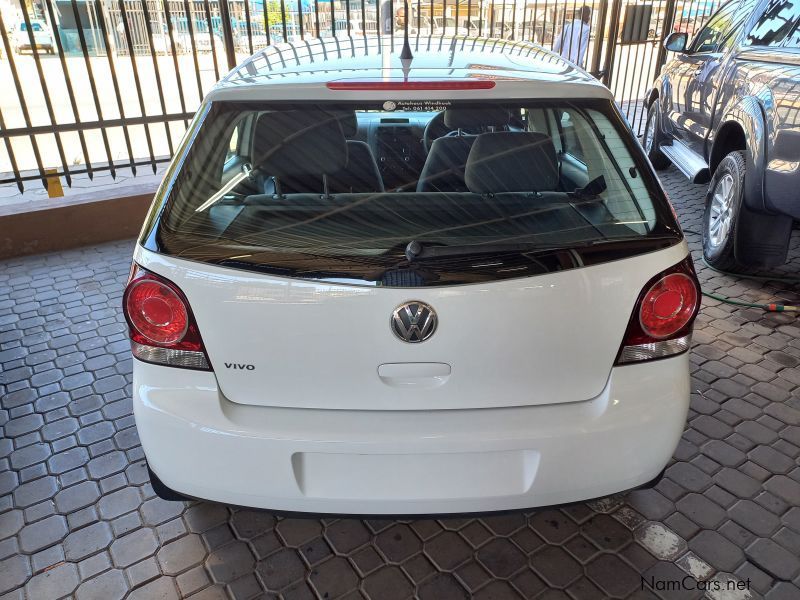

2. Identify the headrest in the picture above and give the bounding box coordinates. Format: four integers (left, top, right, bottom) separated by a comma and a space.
443, 107, 511, 130
335, 111, 358, 137
253, 110, 347, 177
465, 132, 559, 193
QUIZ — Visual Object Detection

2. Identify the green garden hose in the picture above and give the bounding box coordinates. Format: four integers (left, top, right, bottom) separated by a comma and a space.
701, 291, 798, 312
680, 229, 800, 313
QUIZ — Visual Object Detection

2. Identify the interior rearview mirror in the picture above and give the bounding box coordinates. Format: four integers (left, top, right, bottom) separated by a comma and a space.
664, 31, 688, 53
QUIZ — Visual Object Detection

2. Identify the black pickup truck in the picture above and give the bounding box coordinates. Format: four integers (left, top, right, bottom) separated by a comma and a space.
645, 0, 800, 270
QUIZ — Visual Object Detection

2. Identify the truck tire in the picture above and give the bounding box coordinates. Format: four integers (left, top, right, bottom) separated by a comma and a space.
703, 151, 746, 271
643, 101, 670, 170
704, 150, 794, 270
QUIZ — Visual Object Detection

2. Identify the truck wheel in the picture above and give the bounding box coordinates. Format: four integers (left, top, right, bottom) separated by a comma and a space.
643, 101, 670, 170
703, 151, 746, 271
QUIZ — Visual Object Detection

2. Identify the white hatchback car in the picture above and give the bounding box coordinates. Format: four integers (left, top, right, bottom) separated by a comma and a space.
126, 36, 699, 514
11, 20, 55, 54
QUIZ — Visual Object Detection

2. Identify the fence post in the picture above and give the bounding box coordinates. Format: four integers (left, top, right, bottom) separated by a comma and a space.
589, 0, 609, 78
218, 0, 237, 69
600, 0, 623, 87
655, 0, 678, 71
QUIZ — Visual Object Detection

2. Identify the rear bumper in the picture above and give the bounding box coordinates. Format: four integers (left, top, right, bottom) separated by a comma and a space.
133, 354, 690, 514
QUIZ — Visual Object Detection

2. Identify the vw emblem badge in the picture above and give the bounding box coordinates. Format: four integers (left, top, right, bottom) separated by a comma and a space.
391, 301, 438, 343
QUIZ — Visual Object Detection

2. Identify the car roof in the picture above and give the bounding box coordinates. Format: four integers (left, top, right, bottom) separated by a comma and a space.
208, 36, 613, 102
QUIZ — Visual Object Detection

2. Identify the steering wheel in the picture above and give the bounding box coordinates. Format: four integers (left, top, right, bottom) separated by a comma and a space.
422, 111, 451, 154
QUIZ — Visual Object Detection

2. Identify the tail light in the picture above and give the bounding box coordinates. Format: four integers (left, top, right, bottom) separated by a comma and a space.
616, 257, 700, 364
123, 265, 211, 370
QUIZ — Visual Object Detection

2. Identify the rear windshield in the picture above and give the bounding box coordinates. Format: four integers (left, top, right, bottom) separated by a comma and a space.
143, 99, 680, 287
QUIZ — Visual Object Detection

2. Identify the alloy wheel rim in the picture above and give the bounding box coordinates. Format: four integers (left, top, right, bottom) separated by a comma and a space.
708, 173, 735, 248
644, 111, 656, 154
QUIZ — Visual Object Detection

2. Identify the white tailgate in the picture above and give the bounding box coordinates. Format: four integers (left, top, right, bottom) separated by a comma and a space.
135, 242, 688, 410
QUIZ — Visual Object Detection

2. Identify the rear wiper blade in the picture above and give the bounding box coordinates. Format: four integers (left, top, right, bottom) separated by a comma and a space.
569, 175, 607, 199
405, 234, 676, 262
405, 240, 578, 261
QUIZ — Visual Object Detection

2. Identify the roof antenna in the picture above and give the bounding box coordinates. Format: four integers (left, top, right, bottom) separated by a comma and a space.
400, 0, 413, 79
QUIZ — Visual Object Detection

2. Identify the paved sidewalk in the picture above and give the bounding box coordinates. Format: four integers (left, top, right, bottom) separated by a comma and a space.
0, 167, 799, 600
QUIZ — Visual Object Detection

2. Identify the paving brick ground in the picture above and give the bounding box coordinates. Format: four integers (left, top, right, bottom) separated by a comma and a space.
1, 166, 799, 600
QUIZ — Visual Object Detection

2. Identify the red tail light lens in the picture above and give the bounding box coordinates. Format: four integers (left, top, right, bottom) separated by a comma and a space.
326, 79, 496, 90
123, 266, 210, 370
126, 279, 189, 345
616, 257, 700, 364
639, 273, 698, 339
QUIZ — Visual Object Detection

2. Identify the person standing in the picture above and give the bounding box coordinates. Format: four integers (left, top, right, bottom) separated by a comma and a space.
553, 6, 592, 66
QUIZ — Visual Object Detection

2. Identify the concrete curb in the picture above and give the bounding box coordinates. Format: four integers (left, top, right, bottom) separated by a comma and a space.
0, 183, 158, 260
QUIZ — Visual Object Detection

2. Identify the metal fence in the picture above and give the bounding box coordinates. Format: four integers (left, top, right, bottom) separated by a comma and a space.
0, 0, 722, 192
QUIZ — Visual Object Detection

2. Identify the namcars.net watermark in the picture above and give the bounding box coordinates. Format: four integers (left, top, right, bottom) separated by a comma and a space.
643, 575, 751, 593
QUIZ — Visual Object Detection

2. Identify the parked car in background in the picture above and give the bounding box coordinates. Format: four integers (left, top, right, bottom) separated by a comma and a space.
149, 22, 192, 54
10, 20, 55, 54
171, 16, 225, 53
126, 37, 699, 514
674, 0, 720, 37
467, 19, 515, 38
350, 18, 378, 35
234, 22, 269, 52
645, 0, 800, 270
193, 31, 224, 53
269, 22, 303, 42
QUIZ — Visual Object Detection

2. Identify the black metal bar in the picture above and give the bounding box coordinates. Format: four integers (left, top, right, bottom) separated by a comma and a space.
68, 0, 116, 179
115, 0, 158, 173
656, 0, 678, 69
43, 0, 93, 180
618, 5, 641, 116
590, 0, 608, 76
0, 11, 48, 189
571, 0, 579, 65
629, 0, 670, 133
244, 0, 254, 55
1, 113, 196, 142
556, 0, 568, 54
181, 0, 206, 104
375, 0, 381, 44
93, 0, 138, 175
601, 0, 624, 87
279, 0, 289, 42
0, 107, 24, 192
296, 0, 305, 40
18, 4, 72, 186
137, 0, 177, 151
161, 0, 191, 126
361, 0, 367, 41
543, 0, 550, 48
0, 157, 174, 186
201, 0, 222, 80
217, 0, 237, 68
264, 0, 272, 45
0, 0, 725, 195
